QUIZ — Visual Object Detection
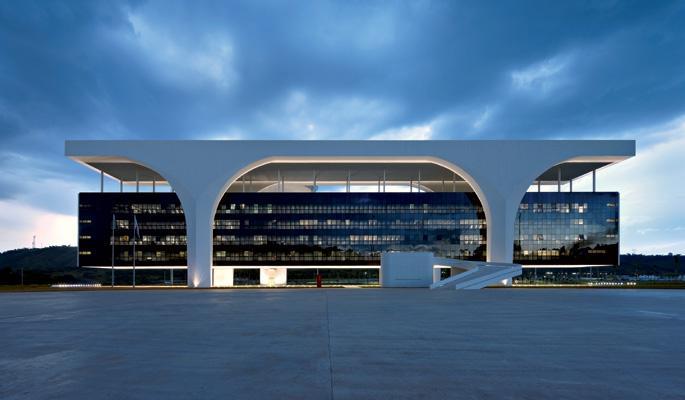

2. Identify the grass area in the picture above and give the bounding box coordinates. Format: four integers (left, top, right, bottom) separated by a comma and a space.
0, 285, 54, 292
512, 281, 685, 289
0, 284, 189, 292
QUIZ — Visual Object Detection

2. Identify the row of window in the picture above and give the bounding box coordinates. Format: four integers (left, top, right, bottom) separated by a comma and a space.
213, 250, 480, 262
214, 219, 485, 230
111, 235, 187, 246
516, 248, 608, 256
112, 203, 184, 214
78, 192, 618, 267
218, 203, 483, 214
212, 234, 484, 246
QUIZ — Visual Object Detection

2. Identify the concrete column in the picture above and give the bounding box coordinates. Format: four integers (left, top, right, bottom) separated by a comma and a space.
135, 170, 139, 193
569, 179, 573, 192
152, 180, 156, 193
183, 198, 215, 288
592, 169, 596, 192
313, 171, 317, 193
100, 171, 104, 192
120, 179, 123, 193
417, 170, 421, 192
557, 167, 561, 193
485, 196, 518, 263
260, 268, 287, 286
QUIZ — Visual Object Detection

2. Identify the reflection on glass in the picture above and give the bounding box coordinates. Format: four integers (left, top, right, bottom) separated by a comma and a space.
77, 191, 619, 268
514, 192, 619, 265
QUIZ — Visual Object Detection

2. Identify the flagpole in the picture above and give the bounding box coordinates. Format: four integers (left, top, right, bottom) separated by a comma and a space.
111, 214, 115, 287
132, 215, 137, 288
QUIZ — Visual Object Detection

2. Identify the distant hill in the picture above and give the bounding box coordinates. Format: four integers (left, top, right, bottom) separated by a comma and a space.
618, 253, 682, 276
0, 246, 77, 271
0, 246, 173, 285
0, 246, 106, 285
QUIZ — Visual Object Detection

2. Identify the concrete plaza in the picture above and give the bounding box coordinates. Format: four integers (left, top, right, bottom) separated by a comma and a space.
1, 288, 684, 399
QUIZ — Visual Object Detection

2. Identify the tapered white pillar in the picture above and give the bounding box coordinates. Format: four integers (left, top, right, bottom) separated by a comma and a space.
484, 196, 518, 264
183, 197, 215, 288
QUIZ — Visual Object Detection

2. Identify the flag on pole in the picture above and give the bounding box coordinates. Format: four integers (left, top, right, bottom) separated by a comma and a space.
133, 215, 140, 239
132, 215, 139, 288
111, 214, 116, 287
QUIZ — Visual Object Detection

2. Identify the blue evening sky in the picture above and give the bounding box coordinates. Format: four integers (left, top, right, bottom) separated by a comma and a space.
0, 1, 683, 253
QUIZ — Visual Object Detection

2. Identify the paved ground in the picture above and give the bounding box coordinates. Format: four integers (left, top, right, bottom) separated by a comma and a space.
1, 289, 684, 399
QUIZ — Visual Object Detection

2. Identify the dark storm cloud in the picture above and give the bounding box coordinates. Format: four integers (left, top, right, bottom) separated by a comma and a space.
1, 0, 684, 143
0, 0, 684, 205
115, 0, 684, 138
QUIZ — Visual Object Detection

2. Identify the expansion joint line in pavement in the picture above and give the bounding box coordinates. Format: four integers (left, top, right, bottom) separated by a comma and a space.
324, 290, 334, 400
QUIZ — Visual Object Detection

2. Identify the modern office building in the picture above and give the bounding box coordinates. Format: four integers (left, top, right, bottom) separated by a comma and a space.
67, 140, 634, 287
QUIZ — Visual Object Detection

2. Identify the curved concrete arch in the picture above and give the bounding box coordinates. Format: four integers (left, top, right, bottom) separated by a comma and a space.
66, 150, 196, 212
207, 156, 493, 288
68, 153, 194, 276
505, 154, 628, 259
68, 151, 195, 215
510, 151, 632, 220
210, 155, 491, 229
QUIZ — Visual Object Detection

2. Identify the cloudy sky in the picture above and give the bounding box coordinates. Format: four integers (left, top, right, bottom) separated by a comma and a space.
0, 0, 684, 253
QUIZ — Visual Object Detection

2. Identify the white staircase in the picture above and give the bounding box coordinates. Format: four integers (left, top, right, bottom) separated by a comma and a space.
430, 258, 522, 290
380, 252, 522, 289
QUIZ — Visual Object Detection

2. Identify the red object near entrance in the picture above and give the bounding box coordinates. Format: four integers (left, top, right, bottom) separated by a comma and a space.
316, 273, 322, 288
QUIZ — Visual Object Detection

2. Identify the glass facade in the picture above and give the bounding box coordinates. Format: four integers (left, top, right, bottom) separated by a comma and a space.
77, 191, 619, 268
214, 193, 486, 266
515, 192, 619, 265
78, 193, 187, 267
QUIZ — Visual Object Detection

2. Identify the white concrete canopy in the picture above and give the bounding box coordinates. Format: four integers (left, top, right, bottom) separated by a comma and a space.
66, 140, 635, 287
